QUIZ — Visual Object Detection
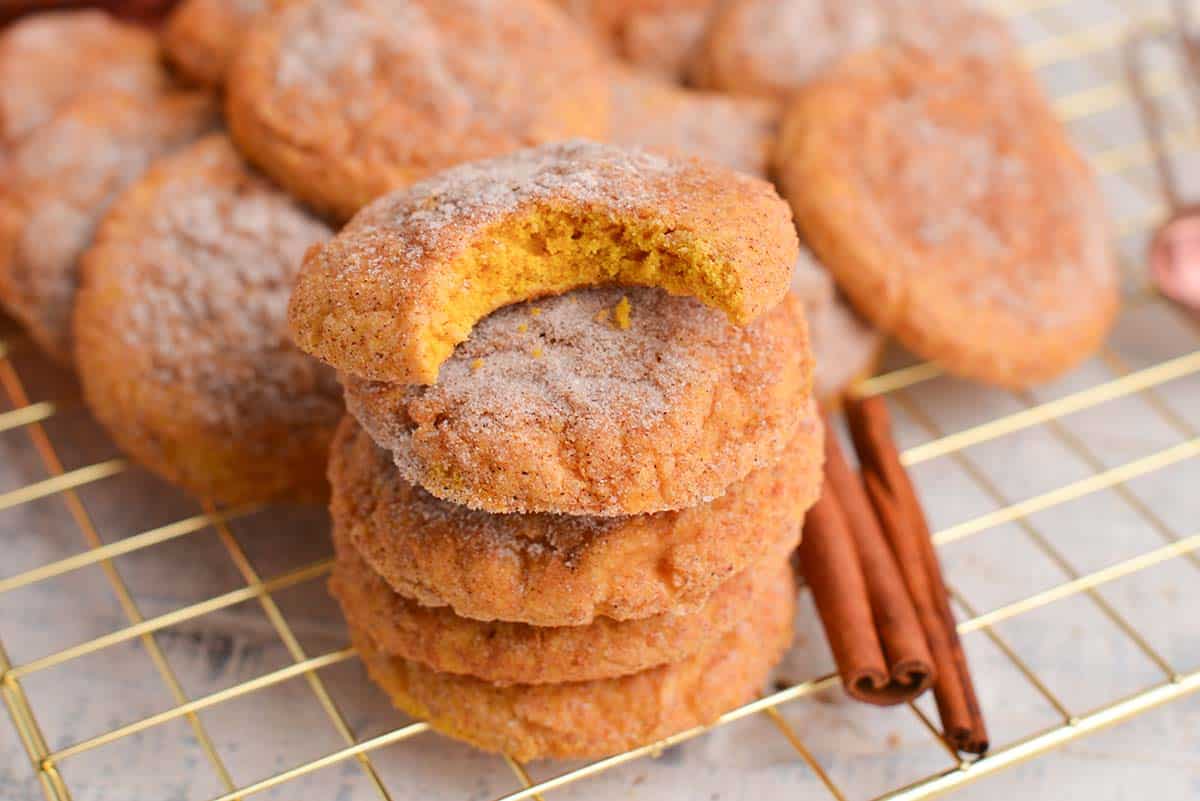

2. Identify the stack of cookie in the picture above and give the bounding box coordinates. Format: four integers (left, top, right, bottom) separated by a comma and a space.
288, 140, 826, 760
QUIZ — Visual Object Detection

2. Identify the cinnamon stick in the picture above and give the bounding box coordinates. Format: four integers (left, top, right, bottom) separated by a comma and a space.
799, 477, 891, 701
848, 396, 989, 754
822, 421, 935, 704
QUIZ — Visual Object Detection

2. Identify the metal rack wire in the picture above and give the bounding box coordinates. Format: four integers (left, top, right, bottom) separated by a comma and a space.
2, 0, 1199, 799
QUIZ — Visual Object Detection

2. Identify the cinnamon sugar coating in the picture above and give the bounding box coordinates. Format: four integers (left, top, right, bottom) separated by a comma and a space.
608, 70, 779, 177
775, 45, 1118, 388
289, 140, 798, 385
329, 414, 819, 626
225, 0, 610, 221
332, 520, 792, 684
344, 286, 814, 516
349, 562, 795, 761
689, 0, 1013, 100
75, 135, 342, 504
0, 91, 217, 364
0, 10, 168, 148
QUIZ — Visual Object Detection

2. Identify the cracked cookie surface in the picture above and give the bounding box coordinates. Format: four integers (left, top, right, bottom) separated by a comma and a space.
343, 285, 814, 516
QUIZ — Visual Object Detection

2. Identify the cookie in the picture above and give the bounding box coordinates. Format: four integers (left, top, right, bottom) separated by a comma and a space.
329, 413, 818, 625
619, 3, 714, 80
289, 140, 798, 385
162, 0, 287, 88
775, 44, 1118, 388
0, 90, 217, 364
689, 0, 1012, 101
791, 248, 884, 405
332, 521, 793, 684
225, 0, 610, 221
608, 70, 779, 177
349, 561, 795, 761
0, 10, 168, 147
557, 0, 716, 80
74, 135, 342, 505
344, 286, 814, 516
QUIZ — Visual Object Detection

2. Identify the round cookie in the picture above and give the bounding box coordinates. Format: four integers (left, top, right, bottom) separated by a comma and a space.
225, 0, 610, 221
689, 0, 1012, 101
0, 10, 168, 147
791, 248, 884, 405
289, 140, 798, 385
350, 562, 796, 761
608, 70, 779, 177
332, 522, 792, 684
329, 413, 819, 625
163, 0, 289, 88
0, 90, 217, 364
775, 45, 1118, 388
344, 286, 814, 516
74, 135, 342, 505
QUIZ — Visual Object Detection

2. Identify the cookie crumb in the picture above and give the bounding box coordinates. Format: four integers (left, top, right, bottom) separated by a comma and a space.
532, 347, 544, 358
594, 307, 611, 324
470, 358, 484, 371
530, 307, 542, 316
517, 323, 528, 333
613, 295, 632, 329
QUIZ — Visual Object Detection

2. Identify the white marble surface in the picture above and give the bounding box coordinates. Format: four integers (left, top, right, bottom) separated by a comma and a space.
3, 1, 1200, 799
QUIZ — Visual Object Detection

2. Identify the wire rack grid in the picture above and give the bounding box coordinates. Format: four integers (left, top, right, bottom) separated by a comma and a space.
2, 0, 1200, 799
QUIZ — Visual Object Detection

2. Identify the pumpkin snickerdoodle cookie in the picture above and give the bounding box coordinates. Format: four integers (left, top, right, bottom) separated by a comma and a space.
689, 0, 1012, 101
290, 140, 798, 385
0, 91, 217, 364
162, 0, 290, 88
349, 561, 795, 761
775, 45, 1117, 388
557, 0, 717, 80
343, 286, 814, 516
74, 135, 341, 505
225, 0, 610, 221
329, 414, 819, 625
332, 521, 793, 685
0, 10, 168, 147
608, 70, 779, 177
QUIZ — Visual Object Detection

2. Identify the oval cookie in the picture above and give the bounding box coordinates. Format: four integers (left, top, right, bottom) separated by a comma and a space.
775, 45, 1117, 388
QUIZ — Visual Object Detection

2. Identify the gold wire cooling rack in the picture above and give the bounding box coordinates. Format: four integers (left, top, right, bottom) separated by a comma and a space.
3, 1, 1200, 799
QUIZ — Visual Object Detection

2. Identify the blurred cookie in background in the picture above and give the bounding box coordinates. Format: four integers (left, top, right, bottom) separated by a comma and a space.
226, 0, 610, 221
608, 69, 778, 177
689, 0, 1013, 101
775, 43, 1117, 388
163, 0, 292, 88
558, 0, 718, 81
0, 9, 168, 146
0, 90, 216, 363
